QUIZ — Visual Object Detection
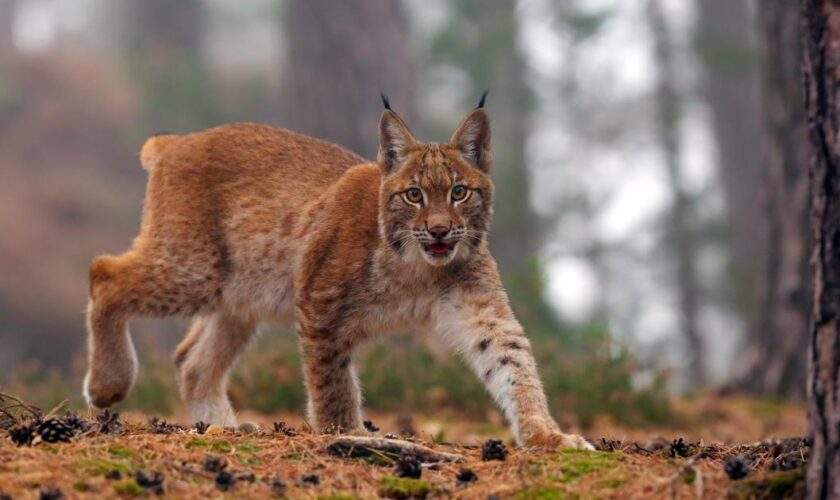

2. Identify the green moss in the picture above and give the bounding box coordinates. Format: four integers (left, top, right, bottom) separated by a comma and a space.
554, 449, 622, 482
236, 440, 261, 454
108, 445, 140, 459
72, 481, 92, 492
113, 480, 144, 496
211, 440, 234, 454
76, 458, 133, 475
379, 476, 432, 499
729, 469, 805, 499
185, 437, 210, 449
184, 437, 233, 453
513, 486, 573, 499
318, 494, 360, 500
236, 456, 263, 465
597, 476, 625, 489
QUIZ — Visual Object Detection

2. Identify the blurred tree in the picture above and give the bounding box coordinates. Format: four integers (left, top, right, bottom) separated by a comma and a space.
282, 0, 415, 158
695, 0, 766, 337
425, 0, 536, 275
421, 0, 564, 336
122, 0, 217, 131
127, 0, 202, 58
648, 0, 704, 385
802, 0, 840, 493
730, 0, 809, 398
0, 0, 14, 47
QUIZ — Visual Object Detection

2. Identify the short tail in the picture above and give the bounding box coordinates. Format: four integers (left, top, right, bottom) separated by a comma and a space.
140, 133, 178, 171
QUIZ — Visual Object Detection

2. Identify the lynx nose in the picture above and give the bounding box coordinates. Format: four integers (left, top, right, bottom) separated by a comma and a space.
427, 225, 450, 240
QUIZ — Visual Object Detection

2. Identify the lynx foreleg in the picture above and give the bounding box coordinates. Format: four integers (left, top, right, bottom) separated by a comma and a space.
298, 327, 362, 433
435, 288, 593, 450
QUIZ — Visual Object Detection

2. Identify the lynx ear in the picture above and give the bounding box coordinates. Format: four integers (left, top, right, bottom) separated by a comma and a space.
449, 107, 491, 172
378, 96, 417, 174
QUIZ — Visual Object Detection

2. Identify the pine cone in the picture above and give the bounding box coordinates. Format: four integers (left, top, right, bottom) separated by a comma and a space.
135, 471, 164, 495
62, 412, 93, 434
96, 410, 124, 435
724, 455, 751, 480
148, 417, 183, 434
36, 418, 74, 443
481, 438, 508, 461
394, 451, 422, 478
8, 421, 36, 446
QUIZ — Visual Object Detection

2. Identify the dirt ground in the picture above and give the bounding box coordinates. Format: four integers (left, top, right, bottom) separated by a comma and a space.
0, 395, 808, 499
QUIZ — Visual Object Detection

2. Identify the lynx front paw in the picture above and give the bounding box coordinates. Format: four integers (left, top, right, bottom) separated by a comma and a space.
525, 431, 595, 451
83, 367, 135, 409
189, 400, 238, 428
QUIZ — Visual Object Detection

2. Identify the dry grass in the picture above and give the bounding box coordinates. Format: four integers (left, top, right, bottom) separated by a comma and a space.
0, 395, 808, 499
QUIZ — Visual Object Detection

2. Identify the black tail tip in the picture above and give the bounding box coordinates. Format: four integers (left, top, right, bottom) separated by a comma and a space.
380, 92, 391, 110
477, 89, 489, 109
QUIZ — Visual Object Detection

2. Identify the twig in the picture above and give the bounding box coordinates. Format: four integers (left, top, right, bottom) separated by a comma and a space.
327, 436, 466, 463
42, 399, 69, 420
0, 391, 42, 418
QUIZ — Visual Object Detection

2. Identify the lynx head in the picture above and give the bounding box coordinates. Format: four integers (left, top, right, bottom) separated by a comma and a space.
377, 93, 494, 267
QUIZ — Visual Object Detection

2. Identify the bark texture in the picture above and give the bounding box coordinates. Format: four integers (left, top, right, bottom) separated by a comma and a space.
283, 0, 415, 159
802, 0, 840, 496
731, 0, 810, 398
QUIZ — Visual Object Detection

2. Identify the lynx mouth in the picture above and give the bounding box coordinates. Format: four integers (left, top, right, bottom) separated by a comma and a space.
423, 241, 456, 257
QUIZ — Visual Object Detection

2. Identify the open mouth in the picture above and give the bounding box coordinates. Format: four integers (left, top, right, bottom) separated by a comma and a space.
423, 241, 456, 257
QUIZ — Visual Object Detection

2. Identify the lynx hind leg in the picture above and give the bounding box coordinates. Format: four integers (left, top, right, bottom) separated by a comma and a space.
174, 316, 208, 369
84, 254, 143, 408
178, 312, 255, 427
84, 251, 216, 409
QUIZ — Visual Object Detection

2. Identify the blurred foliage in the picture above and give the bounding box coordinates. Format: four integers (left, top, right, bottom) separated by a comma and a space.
560, 7, 612, 40
128, 54, 222, 133
694, 35, 758, 76
4, 330, 672, 430
230, 324, 671, 429
0, 0, 682, 426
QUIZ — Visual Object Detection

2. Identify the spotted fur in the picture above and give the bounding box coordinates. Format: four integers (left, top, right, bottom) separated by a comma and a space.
82, 108, 592, 450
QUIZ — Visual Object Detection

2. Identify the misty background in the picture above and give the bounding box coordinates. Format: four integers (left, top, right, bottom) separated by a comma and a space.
0, 0, 806, 424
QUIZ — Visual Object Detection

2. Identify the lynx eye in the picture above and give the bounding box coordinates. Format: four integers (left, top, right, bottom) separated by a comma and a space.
404, 188, 424, 204
451, 184, 469, 202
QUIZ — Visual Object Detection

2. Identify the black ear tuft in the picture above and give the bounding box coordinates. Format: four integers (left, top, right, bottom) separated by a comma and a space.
477, 90, 489, 109
380, 92, 391, 110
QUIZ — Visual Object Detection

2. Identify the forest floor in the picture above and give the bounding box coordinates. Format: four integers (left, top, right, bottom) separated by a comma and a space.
0, 395, 808, 499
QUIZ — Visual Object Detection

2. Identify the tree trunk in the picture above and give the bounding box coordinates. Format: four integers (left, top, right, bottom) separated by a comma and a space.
695, 0, 767, 340
419, 0, 560, 333
122, 0, 208, 131
802, 0, 840, 496
282, 0, 415, 159
0, 0, 14, 48
742, 0, 809, 398
648, 0, 705, 386
126, 0, 203, 58
457, 0, 537, 274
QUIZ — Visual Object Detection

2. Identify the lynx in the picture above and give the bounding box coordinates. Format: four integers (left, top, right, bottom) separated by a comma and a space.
83, 94, 592, 449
